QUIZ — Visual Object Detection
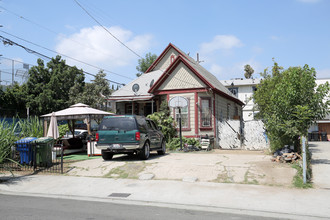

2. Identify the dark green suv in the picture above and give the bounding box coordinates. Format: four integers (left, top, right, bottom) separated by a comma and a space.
96, 115, 165, 160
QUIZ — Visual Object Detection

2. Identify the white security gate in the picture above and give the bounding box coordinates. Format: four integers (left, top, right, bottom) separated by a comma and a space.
218, 120, 242, 149
243, 120, 269, 150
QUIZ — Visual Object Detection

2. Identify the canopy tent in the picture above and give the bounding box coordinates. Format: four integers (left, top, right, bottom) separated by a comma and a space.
41, 103, 113, 136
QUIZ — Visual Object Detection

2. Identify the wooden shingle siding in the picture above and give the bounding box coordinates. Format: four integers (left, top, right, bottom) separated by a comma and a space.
214, 94, 238, 121
154, 48, 179, 71
158, 63, 205, 90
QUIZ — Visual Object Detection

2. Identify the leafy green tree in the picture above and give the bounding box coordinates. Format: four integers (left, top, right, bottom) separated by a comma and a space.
70, 70, 111, 109
25, 56, 85, 115
254, 61, 330, 152
136, 52, 158, 77
0, 82, 27, 117
244, 64, 254, 79
147, 101, 177, 143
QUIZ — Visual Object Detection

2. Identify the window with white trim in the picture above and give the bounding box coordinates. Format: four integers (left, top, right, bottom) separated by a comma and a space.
175, 106, 189, 128
201, 98, 211, 127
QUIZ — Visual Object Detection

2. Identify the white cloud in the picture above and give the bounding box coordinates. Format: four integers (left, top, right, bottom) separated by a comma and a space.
199, 35, 243, 54
270, 35, 280, 41
209, 64, 224, 76
206, 59, 262, 80
55, 25, 153, 74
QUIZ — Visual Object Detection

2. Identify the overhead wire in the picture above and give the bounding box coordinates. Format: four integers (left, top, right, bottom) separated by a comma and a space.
0, 6, 123, 62
0, 30, 133, 80
73, 0, 143, 59
1, 4, 207, 91
0, 35, 125, 85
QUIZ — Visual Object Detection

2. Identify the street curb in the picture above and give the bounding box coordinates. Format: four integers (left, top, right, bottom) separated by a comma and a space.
0, 189, 327, 220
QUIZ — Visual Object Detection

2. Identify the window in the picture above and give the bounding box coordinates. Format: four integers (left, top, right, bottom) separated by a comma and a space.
175, 106, 189, 128
228, 87, 238, 97
235, 106, 238, 116
201, 98, 211, 127
227, 103, 230, 120
125, 103, 139, 115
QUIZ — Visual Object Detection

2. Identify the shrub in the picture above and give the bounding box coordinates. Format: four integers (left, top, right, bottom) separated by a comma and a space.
0, 118, 19, 164
147, 101, 177, 143
166, 137, 201, 151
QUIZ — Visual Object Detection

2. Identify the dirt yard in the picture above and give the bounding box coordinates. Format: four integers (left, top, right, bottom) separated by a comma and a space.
67, 150, 296, 187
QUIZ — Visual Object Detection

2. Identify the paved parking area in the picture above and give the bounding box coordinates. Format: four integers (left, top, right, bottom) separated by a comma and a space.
67, 150, 296, 187
310, 141, 330, 189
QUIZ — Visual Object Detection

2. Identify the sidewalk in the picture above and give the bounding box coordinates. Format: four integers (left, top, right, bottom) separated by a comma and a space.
310, 141, 330, 189
1, 175, 329, 219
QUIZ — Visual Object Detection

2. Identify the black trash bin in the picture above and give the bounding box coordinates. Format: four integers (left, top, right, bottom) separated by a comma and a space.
321, 132, 328, 141
312, 132, 320, 141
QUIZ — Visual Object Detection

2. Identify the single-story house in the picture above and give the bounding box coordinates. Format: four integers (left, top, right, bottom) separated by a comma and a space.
108, 43, 244, 148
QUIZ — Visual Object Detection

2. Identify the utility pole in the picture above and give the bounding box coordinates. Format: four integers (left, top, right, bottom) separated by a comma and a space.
12, 59, 14, 85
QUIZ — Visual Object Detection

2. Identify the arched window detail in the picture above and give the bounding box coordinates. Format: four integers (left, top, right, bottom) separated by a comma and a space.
170, 55, 175, 64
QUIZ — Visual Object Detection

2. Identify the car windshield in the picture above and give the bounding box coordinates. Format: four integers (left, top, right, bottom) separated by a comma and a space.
66, 131, 84, 135
99, 117, 137, 131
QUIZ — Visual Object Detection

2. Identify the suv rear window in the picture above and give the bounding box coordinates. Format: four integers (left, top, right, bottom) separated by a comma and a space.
98, 117, 137, 131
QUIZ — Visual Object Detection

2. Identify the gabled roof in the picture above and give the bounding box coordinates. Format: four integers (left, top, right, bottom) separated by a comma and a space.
109, 70, 163, 101
147, 43, 244, 106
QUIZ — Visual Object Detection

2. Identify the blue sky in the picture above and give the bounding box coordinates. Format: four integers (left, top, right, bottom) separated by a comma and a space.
0, 0, 329, 86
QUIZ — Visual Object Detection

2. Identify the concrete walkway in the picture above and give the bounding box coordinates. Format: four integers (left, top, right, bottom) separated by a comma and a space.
1, 175, 330, 219
310, 141, 330, 189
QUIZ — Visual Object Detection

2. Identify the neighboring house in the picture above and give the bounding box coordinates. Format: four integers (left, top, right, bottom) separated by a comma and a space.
220, 78, 261, 121
221, 77, 330, 141
108, 43, 244, 147
308, 78, 330, 141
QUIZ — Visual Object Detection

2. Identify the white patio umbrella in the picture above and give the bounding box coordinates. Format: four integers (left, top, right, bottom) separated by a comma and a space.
47, 112, 59, 139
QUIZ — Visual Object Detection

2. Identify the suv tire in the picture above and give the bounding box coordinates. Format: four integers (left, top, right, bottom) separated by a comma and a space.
139, 141, 150, 160
157, 140, 166, 155
102, 151, 113, 160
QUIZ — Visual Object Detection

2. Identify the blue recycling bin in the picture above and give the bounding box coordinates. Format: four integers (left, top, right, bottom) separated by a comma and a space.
15, 137, 37, 165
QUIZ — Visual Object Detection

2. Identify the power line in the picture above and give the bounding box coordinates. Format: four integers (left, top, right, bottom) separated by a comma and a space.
0, 6, 123, 63
73, 0, 143, 59
0, 30, 133, 80
0, 35, 52, 60
0, 36, 125, 85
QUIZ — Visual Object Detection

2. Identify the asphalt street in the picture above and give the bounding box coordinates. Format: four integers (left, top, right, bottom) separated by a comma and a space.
0, 194, 276, 220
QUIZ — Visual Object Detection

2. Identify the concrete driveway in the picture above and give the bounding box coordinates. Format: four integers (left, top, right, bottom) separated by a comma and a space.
67, 150, 296, 187
310, 141, 330, 189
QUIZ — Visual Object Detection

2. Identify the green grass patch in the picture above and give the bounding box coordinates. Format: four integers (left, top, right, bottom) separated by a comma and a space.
63, 153, 100, 161
292, 163, 313, 189
243, 170, 259, 185
213, 167, 233, 183
104, 162, 147, 179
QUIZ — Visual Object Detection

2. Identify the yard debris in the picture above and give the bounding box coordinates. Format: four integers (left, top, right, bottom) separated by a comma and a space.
271, 146, 302, 163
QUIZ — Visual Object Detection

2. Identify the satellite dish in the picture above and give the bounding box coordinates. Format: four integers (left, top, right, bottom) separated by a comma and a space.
150, 79, 155, 88
132, 84, 140, 92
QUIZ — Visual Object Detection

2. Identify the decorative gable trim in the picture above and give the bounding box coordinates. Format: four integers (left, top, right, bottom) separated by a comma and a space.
149, 55, 212, 93
145, 43, 190, 73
